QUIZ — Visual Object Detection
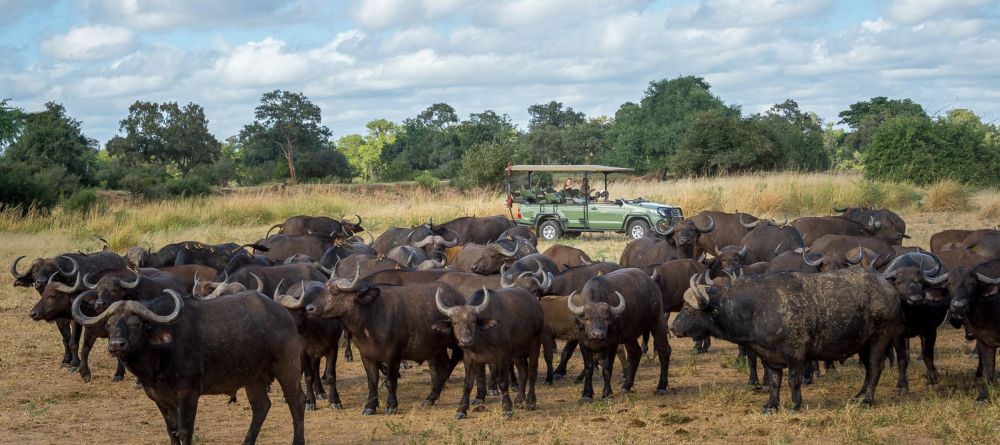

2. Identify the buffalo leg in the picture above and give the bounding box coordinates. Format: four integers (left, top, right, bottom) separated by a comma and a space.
153, 398, 179, 445
763, 365, 783, 415
600, 347, 616, 399
622, 340, 642, 393
921, 332, 940, 389
342, 333, 353, 362
112, 359, 126, 382
360, 356, 381, 415
526, 338, 540, 410
486, 365, 500, 396
894, 336, 910, 394
787, 361, 805, 411
640, 331, 650, 354
855, 338, 890, 407
512, 355, 529, 407
56, 319, 72, 368
652, 319, 671, 394
176, 392, 200, 445
423, 352, 452, 406
498, 358, 514, 417
744, 346, 760, 388
273, 354, 306, 445
77, 329, 98, 383
325, 347, 342, 409
977, 343, 997, 404
243, 381, 271, 445
302, 354, 317, 411
455, 360, 479, 419
312, 356, 327, 400
384, 356, 402, 415
579, 347, 596, 401
542, 334, 555, 385
474, 364, 487, 405
554, 340, 577, 379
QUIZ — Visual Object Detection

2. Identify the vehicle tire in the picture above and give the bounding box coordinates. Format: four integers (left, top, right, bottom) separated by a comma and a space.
627, 219, 650, 240
538, 220, 562, 241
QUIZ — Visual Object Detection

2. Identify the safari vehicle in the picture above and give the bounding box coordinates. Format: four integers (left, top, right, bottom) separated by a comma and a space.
504, 164, 684, 241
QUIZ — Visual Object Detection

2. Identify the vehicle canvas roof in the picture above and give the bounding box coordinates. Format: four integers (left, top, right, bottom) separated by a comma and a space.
508, 164, 634, 173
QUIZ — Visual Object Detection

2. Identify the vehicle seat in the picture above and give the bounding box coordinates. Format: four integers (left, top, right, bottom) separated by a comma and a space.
545, 191, 563, 204
520, 189, 536, 204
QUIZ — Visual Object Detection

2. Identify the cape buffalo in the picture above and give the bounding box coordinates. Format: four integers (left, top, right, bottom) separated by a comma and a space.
792, 216, 877, 246
436, 215, 515, 245
691, 211, 757, 258
266, 214, 363, 238
619, 236, 685, 269
740, 218, 805, 263
834, 206, 908, 245
945, 259, 1000, 403
541, 245, 593, 271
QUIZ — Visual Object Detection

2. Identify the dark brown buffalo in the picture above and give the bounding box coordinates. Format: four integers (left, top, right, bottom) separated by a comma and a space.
364, 269, 451, 286
86, 268, 187, 312
936, 248, 990, 271
199, 263, 327, 299
834, 206, 908, 245
372, 227, 416, 255
766, 249, 816, 273
740, 219, 805, 263
673, 269, 903, 413
792, 216, 876, 246
877, 252, 950, 393
305, 273, 465, 415
930, 229, 976, 253
274, 281, 347, 410
646, 259, 708, 313
541, 245, 593, 271
252, 235, 336, 262
407, 224, 461, 260
266, 214, 363, 238
964, 230, 1000, 260
158, 264, 217, 290
498, 225, 538, 247
691, 211, 757, 258
567, 268, 670, 400
499, 253, 559, 296
72, 290, 305, 444
945, 259, 1000, 402
437, 215, 515, 245
801, 235, 894, 272
619, 236, 686, 268
437, 272, 502, 296
661, 217, 715, 258
332, 253, 405, 279
709, 245, 751, 276
450, 243, 522, 275
434, 287, 543, 419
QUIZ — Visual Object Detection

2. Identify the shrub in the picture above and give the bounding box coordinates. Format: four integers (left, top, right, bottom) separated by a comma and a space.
978, 198, 1000, 220
414, 171, 439, 191
63, 189, 100, 213
0, 160, 59, 210
453, 142, 513, 190
924, 180, 971, 212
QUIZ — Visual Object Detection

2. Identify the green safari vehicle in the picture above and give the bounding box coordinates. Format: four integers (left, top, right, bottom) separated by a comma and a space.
504, 164, 684, 241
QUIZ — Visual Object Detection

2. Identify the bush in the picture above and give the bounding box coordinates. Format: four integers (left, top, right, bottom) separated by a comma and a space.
453, 142, 514, 190
671, 111, 779, 176
979, 198, 1000, 220
923, 180, 971, 212
414, 171, 439, 190
63, 189, 100, 213
0, 160, 59, 210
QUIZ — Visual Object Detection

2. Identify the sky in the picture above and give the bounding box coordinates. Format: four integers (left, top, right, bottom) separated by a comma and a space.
1, 0, 999, 144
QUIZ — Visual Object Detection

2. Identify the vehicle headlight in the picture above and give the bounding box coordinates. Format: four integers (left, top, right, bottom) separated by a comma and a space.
656, 207, 670, 217
671, 208, 682, 218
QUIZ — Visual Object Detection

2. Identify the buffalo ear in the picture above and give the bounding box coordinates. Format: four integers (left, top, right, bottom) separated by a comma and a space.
356, 286, 379, 305
478, 319, 498, 330
147, 330, 173, 346
983, 284, 999, 297
430, 321, 453, 334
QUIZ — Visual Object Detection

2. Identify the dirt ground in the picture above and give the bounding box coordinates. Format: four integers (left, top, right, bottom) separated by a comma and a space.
2, 229, 999, 445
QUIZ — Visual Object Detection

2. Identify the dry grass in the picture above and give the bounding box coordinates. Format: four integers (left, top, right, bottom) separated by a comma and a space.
3, 172, 1000, 444
924, 180, 972, 212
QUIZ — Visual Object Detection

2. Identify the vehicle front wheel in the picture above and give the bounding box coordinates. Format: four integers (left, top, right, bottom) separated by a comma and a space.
627, 219, 650, 240
538, 221, 563, 241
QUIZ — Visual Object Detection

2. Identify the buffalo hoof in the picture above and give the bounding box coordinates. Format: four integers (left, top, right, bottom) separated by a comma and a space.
316, 393, 327, 401
473, 405, 487, 412
67, 365, 79, 373
859, 399, 874, 408
762, 406, 778, 415
228, 395, 238, 404
894, 387, 909, 395
471, 399, 484, 406
111, 375, 124, 383
655, 389, 667, 396
579, 397, 594, 403
553, 373, 565, 380
134, 382, 143, 390
305, 403, 316, 412
487, 389, 500, 397
383, 407, 397, 415
421, 400, 435, 407
59, 362, 69, 369
362, 408, 376, 416
454, 412, 467, 420
620, 387, 632, 395
929, 384, 942, 395
526, 403, 536, 411
975, 398, 989, 406
545, 380, 553, 386
400, 361, 412, 370
502, 410, 513, 419
331, 401, 343, 410
79, 370, 92, 383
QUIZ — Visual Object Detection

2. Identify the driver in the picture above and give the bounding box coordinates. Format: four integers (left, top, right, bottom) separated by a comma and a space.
563, 177, 575, 190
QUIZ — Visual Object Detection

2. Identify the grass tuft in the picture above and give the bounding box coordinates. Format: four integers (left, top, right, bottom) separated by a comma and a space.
924, 180, 971, 212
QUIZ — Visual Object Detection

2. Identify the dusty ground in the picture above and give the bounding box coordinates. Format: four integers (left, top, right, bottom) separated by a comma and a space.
2, 221, 1000, 444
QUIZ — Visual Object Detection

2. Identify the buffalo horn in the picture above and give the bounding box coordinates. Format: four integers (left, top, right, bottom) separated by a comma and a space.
923, 270, 949, 285
131, 290, 183, 324
579, 255, 593, 266
435, 287, 455, 316
276, 280, 309, 309
249, 272, 264, 293
704, 268, 715, 286
833, 205, 848, 213
610, 291, 627, 316
10, 255, 28, 279
739, 214, 760, 229
51, 270, 83, 294
118, 271, 141, 289
333, 263, 362, 290
566, 291, 585, 316
83, 273, 98, 290
71, 290, 113, 326
975, 273, 1000, 284
846, 246, 864, 265
739, 245, 748, 257
474, 286, 491, 314
696, 216, 715, 233
489, 241, 519, 258
57, 256, 80, 277
802, 251, 824, 267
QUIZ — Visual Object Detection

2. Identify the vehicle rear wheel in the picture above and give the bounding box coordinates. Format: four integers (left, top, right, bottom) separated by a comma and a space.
627, 219, 650, 240
539, 221, 562, 241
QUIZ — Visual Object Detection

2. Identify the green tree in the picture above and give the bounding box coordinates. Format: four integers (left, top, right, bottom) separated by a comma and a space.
0, 99, 25, 152
106, 101, 220, 175
838, 96, 927, 152
453, 141, 517, 190
5, 102, 98, 189
527, 101, 585, 129
240, 90, 330, 184
609, 76, 737, 172
671, 110, 778, 176
751, 99, 829, 171
338, 119, 399, 181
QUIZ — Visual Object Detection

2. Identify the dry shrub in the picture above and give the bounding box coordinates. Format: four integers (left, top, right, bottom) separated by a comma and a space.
924, 180, 971, 212
979, 198, 1000, 220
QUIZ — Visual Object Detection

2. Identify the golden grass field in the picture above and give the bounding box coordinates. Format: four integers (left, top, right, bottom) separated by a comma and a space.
2, 172, 1000, 444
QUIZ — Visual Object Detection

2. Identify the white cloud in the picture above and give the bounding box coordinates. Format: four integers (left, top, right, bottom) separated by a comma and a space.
886, 0, 993, 25
690, 0, 836, 27
39, 25, 135, 61
75, 0, 319, 29
208, 37, 311, 87
0, 0, 55, 24
862, 18, 892, 33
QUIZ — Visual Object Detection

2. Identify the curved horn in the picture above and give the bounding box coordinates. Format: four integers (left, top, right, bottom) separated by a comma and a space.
881, 269, 900, 279
443, 228, 461, 244
499, 264, 514, 288
276, 281, 308, 309
51, 270, 83, 293
696, 216, 715, 233
833, 205, 848, 213
118, 271, 141, 289
354, 214, 362, 226
739, 245, 748, 257
192, 271, 201, 294
333, 263, 362, 290
272, 279, 286, 301
923, 271, 949, 285
249, 272, 264, 293
703, 268, 715, 286
579, 255, 593, 266
650, 269, 660, 281
846, 246, 864, 265
71, 290, 115, 327
406, 251, 415, 267
474, 286, 491, 314
802, 251, 823, 267
662, 225, 675, 237
688, 273, 698, 290
714, 244, 722, 256
83, 273, 98, 290
489, 241, 518, 258
610, 291, 627, 316
975, 273, 1000, 284
56, 256, 80, 277
435, 287, 455, 316
130, 290, 183, 324
412, 235, 436, 249
693, 274, 712, 304
566, 291, 585, 316
10, 255, 29, 279
739, 214, 760, 229
698, 251, 708, 264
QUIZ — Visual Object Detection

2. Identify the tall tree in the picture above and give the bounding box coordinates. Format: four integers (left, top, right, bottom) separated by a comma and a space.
527, 101, 585, 129
106, 101, 220, 174
240, 90, 330, 184
339, 119, 399, 181
838, 96, 927, 152
751, 99, 828, 171
5, 102, 97, 187
0, 99, 25, 152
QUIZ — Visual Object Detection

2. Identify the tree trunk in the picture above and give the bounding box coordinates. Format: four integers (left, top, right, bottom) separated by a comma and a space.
285, 135, 297, 184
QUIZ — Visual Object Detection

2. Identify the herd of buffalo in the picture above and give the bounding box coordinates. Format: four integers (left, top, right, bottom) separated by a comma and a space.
10, 209, 1000, 444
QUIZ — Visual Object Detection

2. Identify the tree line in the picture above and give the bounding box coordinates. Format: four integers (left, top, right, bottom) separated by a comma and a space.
2, 76, 999, 211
